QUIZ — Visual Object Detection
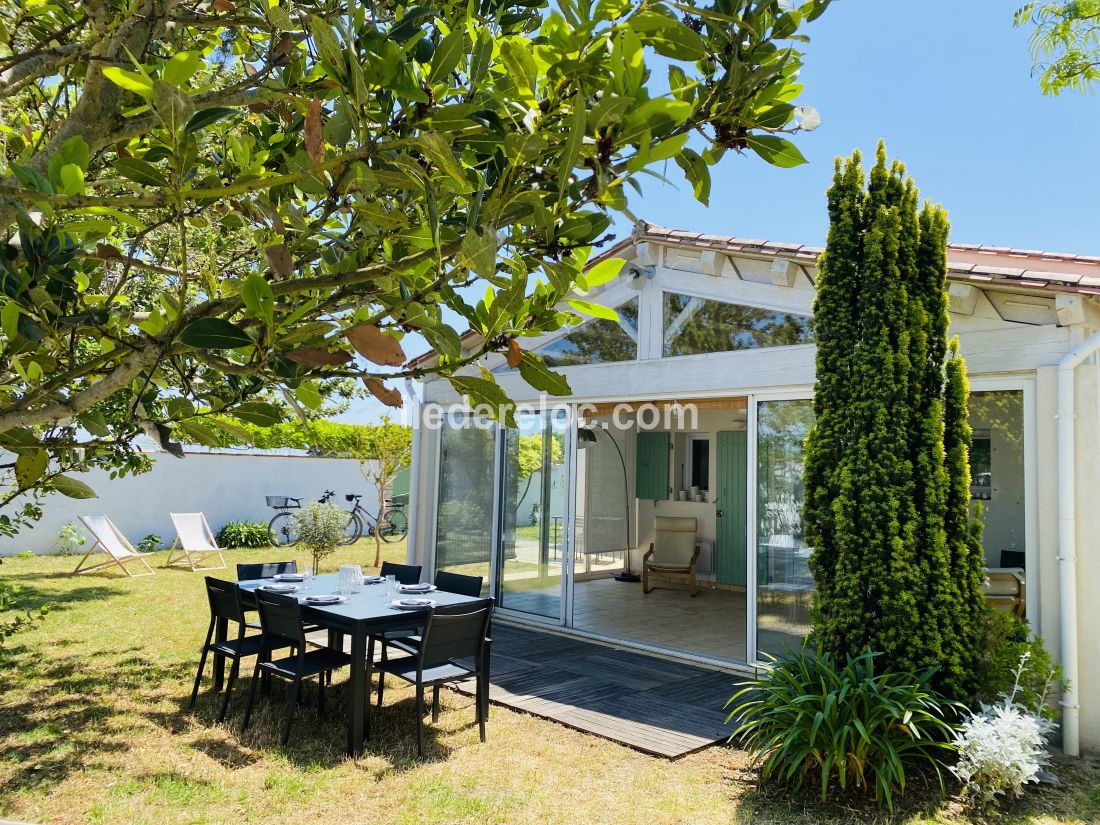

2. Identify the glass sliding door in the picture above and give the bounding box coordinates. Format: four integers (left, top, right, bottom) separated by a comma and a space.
497, 410, 568, 620
434, 418, 495, 593
756, 399, 815, 660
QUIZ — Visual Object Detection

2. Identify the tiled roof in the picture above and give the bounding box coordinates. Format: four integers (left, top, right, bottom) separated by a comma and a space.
407, 225, 1100, 367
634, 222, 1100, 295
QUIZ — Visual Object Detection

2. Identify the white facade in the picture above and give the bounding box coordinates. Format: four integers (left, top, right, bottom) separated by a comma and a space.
408, 227, 1100, 754
0, 451, 379, 556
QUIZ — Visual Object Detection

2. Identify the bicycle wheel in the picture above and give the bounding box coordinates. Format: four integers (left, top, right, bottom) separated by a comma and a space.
268, 512, 299, 547
341, 512, 363, 545
381, 508, 408, 542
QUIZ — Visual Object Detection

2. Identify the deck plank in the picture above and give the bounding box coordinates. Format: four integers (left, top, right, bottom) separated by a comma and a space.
451, 624, 744, 758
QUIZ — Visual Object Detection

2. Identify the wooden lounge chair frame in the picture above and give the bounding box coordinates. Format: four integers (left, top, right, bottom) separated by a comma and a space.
642, 516, 701, 597
166, 512, 227, 572
74, 515, 156, 577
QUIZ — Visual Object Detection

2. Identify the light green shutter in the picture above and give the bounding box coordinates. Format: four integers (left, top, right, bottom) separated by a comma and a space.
391, 465, 410, 504
635, 431, 669, 500
715, 431, 747, 586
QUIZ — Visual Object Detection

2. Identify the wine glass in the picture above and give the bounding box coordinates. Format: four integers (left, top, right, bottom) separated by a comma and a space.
385, 574, 397, 601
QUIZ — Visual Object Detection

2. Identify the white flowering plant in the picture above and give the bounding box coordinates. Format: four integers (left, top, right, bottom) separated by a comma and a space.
951, 652, 1057, 808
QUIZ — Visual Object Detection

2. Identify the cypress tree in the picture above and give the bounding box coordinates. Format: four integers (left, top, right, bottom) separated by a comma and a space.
804, 142, 986, 698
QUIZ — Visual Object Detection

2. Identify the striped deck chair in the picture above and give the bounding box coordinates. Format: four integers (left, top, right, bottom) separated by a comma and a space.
75, 515, 156, 577
166, 512, 227, 572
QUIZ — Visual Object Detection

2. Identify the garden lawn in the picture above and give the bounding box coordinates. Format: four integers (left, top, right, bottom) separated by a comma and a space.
2, 544, 1099, 825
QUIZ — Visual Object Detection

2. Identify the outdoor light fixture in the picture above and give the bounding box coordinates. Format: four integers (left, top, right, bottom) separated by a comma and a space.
577, 425, 639, 583
618, 264, 656, 291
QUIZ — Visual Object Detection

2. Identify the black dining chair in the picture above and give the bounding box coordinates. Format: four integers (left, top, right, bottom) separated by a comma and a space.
370, 572, 485, 705
190, 577, 291, 722
369, 599, 494, 756
236, 561, 297, 580
434, 571, 484, 597
241, 590, 352, 746
379, 561, 422, 585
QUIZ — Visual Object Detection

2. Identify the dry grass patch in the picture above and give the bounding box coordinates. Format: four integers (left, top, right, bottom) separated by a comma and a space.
2, 544, 1099, 824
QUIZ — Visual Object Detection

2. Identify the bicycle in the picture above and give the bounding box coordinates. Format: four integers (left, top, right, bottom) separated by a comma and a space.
343, 493, 409, 544
266, 490, 352, 547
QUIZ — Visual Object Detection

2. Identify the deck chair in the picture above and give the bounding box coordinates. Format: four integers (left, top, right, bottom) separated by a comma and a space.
642, 516, 701, 597
74, 515, 156, 577
166, 512, 227, 572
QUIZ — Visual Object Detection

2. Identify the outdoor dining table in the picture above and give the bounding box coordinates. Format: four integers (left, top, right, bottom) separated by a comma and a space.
220, 573, 485, 755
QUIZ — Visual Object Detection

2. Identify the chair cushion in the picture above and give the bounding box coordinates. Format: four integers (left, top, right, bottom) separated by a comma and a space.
650, 516, 698, 568
260, 648, 352, 679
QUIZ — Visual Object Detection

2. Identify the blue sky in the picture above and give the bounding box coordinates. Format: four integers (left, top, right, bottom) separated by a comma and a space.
349, 0, 1100, 424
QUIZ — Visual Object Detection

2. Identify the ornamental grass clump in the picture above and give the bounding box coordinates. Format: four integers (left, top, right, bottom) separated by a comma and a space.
727, 647, 959, 812
293, 502, 346, 572
952, 652, 1057, 809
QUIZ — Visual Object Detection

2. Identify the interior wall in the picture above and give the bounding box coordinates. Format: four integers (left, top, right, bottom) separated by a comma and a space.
969, 391, 1027, 567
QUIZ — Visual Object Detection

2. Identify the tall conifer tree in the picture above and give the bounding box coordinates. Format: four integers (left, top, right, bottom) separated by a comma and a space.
804, 143, 986, 698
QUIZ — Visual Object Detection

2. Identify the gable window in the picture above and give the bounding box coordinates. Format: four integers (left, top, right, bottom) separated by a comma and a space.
662, 292, 814, 357
533, 297, 639, 368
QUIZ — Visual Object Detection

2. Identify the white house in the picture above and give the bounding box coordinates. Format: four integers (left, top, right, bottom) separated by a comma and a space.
405, 222, 1100, 756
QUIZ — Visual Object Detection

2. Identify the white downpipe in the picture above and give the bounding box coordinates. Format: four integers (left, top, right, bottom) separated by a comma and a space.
404, 379, 422, 567
1056, 329, 1100, 757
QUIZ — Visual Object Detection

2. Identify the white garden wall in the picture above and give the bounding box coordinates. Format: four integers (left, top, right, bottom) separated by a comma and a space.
0, 450, 379, 556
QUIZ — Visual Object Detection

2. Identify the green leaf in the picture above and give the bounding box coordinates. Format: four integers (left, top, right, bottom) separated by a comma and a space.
162, 51, 203, 87
176, 318, 253, 349
57, 164, 85, 196
51, 474, 98, 499
114, 158, 168, 188
184, 107, 235, 134
295, 381, 323, 411
210, 417, 253, 443
9, 162, 53, 194
500, 37, 538, 106
568, 299, 619, 321
675, 148, 711, 205
448, 375, 517, 427
418, 132, 472, 192
583, 257, 625, 288
746, 134, 808, 168
240, 273, 275, 325
558, 92, 586, 199
629, 12, 705, 60
177, 419, 221, 447
428, 28, 464, 84
1, 301, 20, 339
47, 136, 90, 191
102, 66, 154, 99
308, 15, 345, 77
462, 228, 497, 280
78, 410, 109, 437
517, 351, 571, 396
230, 401, 283, 427
14, 449, 47, 491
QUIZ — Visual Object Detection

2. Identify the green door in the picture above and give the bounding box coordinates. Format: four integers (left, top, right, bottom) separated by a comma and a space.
715, 431, 747, 586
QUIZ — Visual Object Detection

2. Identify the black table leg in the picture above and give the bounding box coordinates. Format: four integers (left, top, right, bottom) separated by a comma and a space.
212, 616, 228, 691
481, 639, 491, 721
348, 626, 367, 756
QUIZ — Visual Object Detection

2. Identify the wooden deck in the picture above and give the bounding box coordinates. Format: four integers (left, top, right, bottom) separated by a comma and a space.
455, 624, 744, 758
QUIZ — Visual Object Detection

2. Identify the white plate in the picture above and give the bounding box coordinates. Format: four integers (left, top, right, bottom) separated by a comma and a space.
364, 575, 385, 583
399, 584, 436, 593
304, 595, 346, 605
391, 598, 436, 610
259, 584, 298, 593
273, 573, 304, 582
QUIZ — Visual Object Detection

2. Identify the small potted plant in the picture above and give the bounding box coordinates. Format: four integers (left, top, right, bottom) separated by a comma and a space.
293, 502, 346, 573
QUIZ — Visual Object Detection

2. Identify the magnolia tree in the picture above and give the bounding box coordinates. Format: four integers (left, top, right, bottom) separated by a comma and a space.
0, 0, 831, 534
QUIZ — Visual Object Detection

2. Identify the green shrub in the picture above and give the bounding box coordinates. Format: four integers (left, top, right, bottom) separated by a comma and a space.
137, 533, 162, 553
727, 647, 959, 812
293, 502, 346, 572
54, 522, 86, 556
975, 607, 1062, 718
217, 520, 270, 549
15, 550, 33, 559
1, 579, 48, 650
